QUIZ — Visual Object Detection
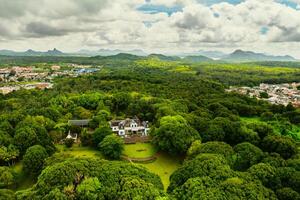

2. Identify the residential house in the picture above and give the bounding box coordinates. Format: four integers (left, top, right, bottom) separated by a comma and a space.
110, 118, 150, 137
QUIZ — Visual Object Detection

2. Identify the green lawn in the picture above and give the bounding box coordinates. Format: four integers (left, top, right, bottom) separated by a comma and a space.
123, 143, 157, 158
140, 152, 182, 190
55, 144, 103, 158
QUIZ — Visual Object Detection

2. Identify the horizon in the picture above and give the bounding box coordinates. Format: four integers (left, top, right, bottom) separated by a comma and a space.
1, 0, 300, 58
0, 48, 298, 60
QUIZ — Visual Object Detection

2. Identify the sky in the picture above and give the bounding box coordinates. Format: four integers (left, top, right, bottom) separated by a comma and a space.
1, 0, 300, 57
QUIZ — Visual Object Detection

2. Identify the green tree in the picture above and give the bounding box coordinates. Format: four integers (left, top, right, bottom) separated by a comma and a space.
152, 115, 200, 154
0, 145, 19, 166
202, 124, 225, 142
43, 188, 68, 200
172, 176, 225, 200
276, 167, 300, 193
22, 158, 163, 199
0, 167, 15, 188
99, 135, 124, 160
118, 177, 166, 199
261, 153, 286, 168
80, 128, 92, 146
220, 177, 277, 200
276, 187, 300, 200
187, 141, 234, 164
262, 135, 297, 159
0, 189, 16, 200
14, 127, 38, 154
92, 126, 113, 147
260, 92, 269, 98
76, 177, 104, 200
168, 154, 233, 192
65, 138, 74, 148
247, 163, 279, 189
23, 145, 49, 176
0, 121, 14, 136
287, 158, 300, 171
233, 142, 264, 171
246, 122, 274, 139
0, 131, 13, 147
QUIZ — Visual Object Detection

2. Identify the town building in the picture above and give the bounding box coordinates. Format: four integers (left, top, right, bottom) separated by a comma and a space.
226, 82, 300, 108
51, 65, 61, 71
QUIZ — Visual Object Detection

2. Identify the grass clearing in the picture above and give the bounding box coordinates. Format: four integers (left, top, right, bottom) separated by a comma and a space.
123, 143, 157, 159
140, 152, 182, 190
55, 144, 103, 158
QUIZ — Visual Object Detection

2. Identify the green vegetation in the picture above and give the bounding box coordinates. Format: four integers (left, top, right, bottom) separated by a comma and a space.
0, 54, 299, 199
55, 144, 102, 159
123, 143, 157, 158
99, 135, 124, 160
141, 152, 182, 189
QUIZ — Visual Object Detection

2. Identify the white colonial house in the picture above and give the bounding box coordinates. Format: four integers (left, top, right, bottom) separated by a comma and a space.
109, 118, 150, 137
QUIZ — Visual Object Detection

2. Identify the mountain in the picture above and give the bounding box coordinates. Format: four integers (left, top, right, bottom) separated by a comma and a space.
176, 50, 227, 59
196, 50, 227, 59
76, 49, 147, 56
183, 55, 213, 62
45, 48, 64, 56
223, 50, 297, 62
91, 53, 143, 61
0, 50, 17, 56
148, 54, 181, 61
0, 48, 66, 56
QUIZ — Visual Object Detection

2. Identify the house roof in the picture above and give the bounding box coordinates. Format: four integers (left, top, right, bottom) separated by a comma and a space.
110, 117, 148, 128
68, 119, 90, 126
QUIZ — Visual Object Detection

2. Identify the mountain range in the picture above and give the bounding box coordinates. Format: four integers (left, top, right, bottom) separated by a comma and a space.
223, 50, 296, 62
0, 48, 64, 56
0, 48, 297, 62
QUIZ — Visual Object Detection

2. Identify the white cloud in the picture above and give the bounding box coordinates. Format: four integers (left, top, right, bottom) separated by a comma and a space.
0, 0, 300, 58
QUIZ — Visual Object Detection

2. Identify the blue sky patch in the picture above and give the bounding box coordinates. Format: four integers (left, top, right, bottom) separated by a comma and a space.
260, 27, 269, 35
197, 0, 244, 6
276, 0, 299, 9
137, 4, 183, 15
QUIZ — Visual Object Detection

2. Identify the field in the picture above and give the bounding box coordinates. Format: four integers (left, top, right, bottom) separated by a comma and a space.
141, 152, 182, 189
122, 142, 157, 158
122, 142, 181, 189
55, 144, 103, 158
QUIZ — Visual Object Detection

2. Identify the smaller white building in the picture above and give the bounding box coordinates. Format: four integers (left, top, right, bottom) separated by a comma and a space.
66, 130, 78, 142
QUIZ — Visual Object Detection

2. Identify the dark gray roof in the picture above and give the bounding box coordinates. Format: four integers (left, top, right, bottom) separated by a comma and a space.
68, 119, 90, 126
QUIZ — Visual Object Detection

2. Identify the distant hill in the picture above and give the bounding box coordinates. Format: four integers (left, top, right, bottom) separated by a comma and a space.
176, 50, 227, 59
182, 55, 213, 62
223, 49, 296, 62
0, 48, 65, 56
148, 54, 181, 61
76, 49, 147, 56
91, 53, 143, 61
196, 50, 227, 59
